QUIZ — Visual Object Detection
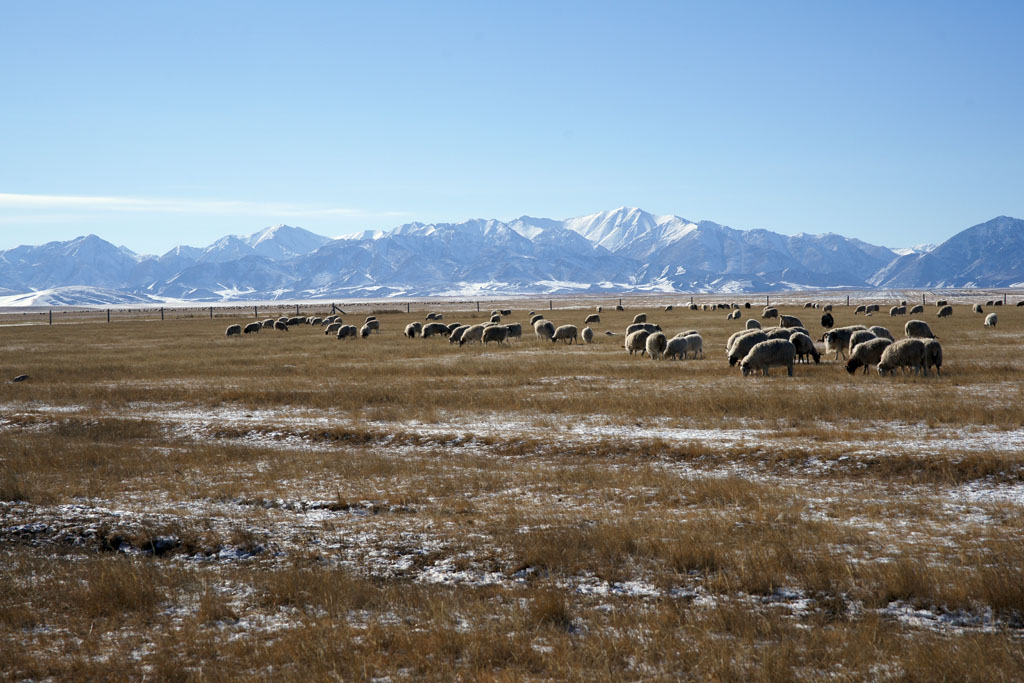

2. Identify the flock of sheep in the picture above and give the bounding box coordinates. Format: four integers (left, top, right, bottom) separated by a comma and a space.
224, 298, 1014, 378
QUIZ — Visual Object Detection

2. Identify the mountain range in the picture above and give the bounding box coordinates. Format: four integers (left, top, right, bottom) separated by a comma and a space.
1, 210, 1021, 305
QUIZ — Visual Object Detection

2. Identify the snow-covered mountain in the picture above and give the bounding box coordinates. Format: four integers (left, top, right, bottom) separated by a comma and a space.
0, 212, 1020, 304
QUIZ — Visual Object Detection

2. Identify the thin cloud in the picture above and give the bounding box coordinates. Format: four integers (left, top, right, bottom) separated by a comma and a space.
0, 193, 408, 218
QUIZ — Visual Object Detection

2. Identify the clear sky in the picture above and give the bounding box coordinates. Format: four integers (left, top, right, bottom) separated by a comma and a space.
1, 1, 1022, 255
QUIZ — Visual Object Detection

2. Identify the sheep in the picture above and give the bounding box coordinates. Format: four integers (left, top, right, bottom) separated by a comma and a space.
689, 303, 699, 310
460, 324, 486, 346
596, 306, 603, 312
422, 322, 450, 338
848, 329, 877, 354
359, 324, 372, 338
935, 300, 948, 307
325, 322, 342, 335
779, 315, 803, 329
534, 319, 555, 341
225, 324, 242, 337
994, 300, 1003, 307
632, 313, 647, 324
803, 302, 813, 308
308, 317, 322, 326
506, 323, 523, 340
727, 309, 741, 320
676, 329, 699, 338
551, 324, 578, 344
448, 325, 470, 344
404, 322, 421, 338
664, 305, 674, 311
665, 336, 688, 360
728, 331, 769, 366
482, 325, 510, 345
763, 327, 793, 340
789, 332, 820, 364
274, 320, 289, 332
823, 304, 833, 312
985, 300, 994, 306
625, 329, 651, 355
530, 314, 545, 325
923, 339, 943, 376
877, 338, 927, 376
889, 306, 906, 317
489, 314, 502, 323
984, 313, 998, 328
973, 304, 983, 314
615, 305, 624, 311
867, 326, 894, 341
745, 319, 762, 330
425, 312, 443, 321
626, 322, 661, 336
682, 333, 703, 359
820, 325, 868, 360
582, 326, 594, 343
740, 339, 796, 377
744, 302, 752, 309
854, 305, 867, 315
866, 304, 880, 313
446, 322, 462, 333
762, 307, 779, 319
243, 322, 261, 334
845, 338, 893, 374
937, 305, 953, 319
336, 325, 358, 339
820, 312, 834, 329
788, 326, 810, 338
645, 331, 667, 359
321, 315, 337, 325
909, 304, 924, 314
364, 315, 377, 323
500, 309, 512, 316
585, 313, 600, 324
904, 320, 936, 339
364, 319, 380, 334
261, 318, 276, 328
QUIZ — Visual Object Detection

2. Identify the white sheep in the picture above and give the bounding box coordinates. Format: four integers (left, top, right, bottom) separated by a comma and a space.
877, 338, 928, 376
364, 319, 380, 334
506, 323, 523, 340
459, 324, 486, 346
845, 338, 893, 375
665, 336, 688, 360
937, 305, 953, 318
789, 332, 820, 364
422, 322, 450, 338
779, 315, 803, 328
625, 329, 650, 356
645, 331, 667, 359
261, 318, 276, 328
923, 339, 943, 375
530, 314, 545, 325
448, 325, 470, 344
404, 322, 422, 338
582, 326, 594, 343
534, 319, 555, 341
745, 319, 761, 330
821, 325, 867, 360
632, 313, 647, 324
225, 324, 242, 337
910, 304, 924, 314
584, 314, 600, 324
867, 326, 894, 341
974, 304, 983, 314
740, 339, 796, 377
274, 320, 289, 332
984, 313, 998, 328
904, 320, 936, 339
482, 325, 510, 345
359, 324, 372, 338
727, 309, 741, 320
762, 307, 779, 319
728, 330, 769, 366
243, 322, 261, 334
336, 324, 358, 339
551, 324, 578, 344
848, 329, 877, 354
682, 333, 703, 359
325, 322, 342, 335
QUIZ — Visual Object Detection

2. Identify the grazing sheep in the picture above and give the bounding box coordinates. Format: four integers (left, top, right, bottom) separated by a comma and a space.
909, 304, 924, 314
923, 339, 943, 376
889, 306, 906, 317
728, 331, 769, 366
489, 314, 502, 323
676, 329, 699, 338
745, 319, 762, 330
984, 313, 998, 328
449, 325, 470, 344
422, 322, 450, 338
762, 307, 779, 319
482, 325, 510, 345
937, 305, 953, 319
845, 338, 893, 374
779, 315, 803, 329
683, 334, 703, 359
665, 336, 688, 360
740, 339, 797, 377
848, 329, 877, 354
404, 322, 422, 338
632, 313, 647, 324
596, 306, 603, 312
821, 325, 867, 360
867, 326, 894, 341
364, 319, 380, 334
274, 320, 289, 332
446, 322, 462, 332
322, 315, 337, 325
877, 338, 928, 376
763, 328, 793, 340
854, 305, 867, 315
866, 304, 880, 313
823, 304, 833, 312
359, 324, 372, 338
788, 326, 810, 338
325, 322, 342, 335
585, 313, 600, 324
727, 309, 741, 320
365, 316, 377, 323
551, 324, 578, 344
500, 309, 512, 316
645, 331, 667, 359
664, 305, 674, 311
904, 320, 936, 339
789, 332, 820, 364
803, 302, 814, 308
506, 323, 522, 340
308, 317, 323, 326
261, 319, 276, 328
689, 303, 699, 310
985, 300, 994, 306
973, 304, 983, 314
935, 300, 947, 307
820, 312, 834, 329
625, 329, 651, 356
225, 324, 242, 337
615, 305, 624, 311
288, 316, 308, 326
336, 325, 358, 339
530, 314, 545, 325
626, 322, 662, 336
534, 319, 555, 341
243, 322, 261, 334
582, 326, 594, 343
994, 301, 1003, 307
460, 324, 487, 346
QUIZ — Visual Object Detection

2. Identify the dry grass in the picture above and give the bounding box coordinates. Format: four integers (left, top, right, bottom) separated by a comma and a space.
2, 294, 1024, 678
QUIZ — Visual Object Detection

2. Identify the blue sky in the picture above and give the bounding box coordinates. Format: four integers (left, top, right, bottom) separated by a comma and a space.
1, 1, 1022, 254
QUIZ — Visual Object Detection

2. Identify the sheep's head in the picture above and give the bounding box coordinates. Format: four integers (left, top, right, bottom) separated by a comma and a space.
740, 362, 751, 376
845, 358, 861, 375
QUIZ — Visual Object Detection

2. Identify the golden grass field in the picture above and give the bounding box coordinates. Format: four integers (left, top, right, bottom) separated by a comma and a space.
2, 293, 1024, 680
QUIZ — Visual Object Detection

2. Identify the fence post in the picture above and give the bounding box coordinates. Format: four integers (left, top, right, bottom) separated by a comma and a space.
766, 296, 770, 307
847, 295, 850, 306
161, 307, 164, 320
406, 302, 410, 313
49, 310, 52, 325
209, 307, 213, 319
476, 301, 480, 312
549, 300, 552, 310
254, 306, 258, 318
107, 309, 110, 323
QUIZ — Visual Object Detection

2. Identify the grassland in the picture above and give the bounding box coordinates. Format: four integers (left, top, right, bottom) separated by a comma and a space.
2, 294, 1023, 680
